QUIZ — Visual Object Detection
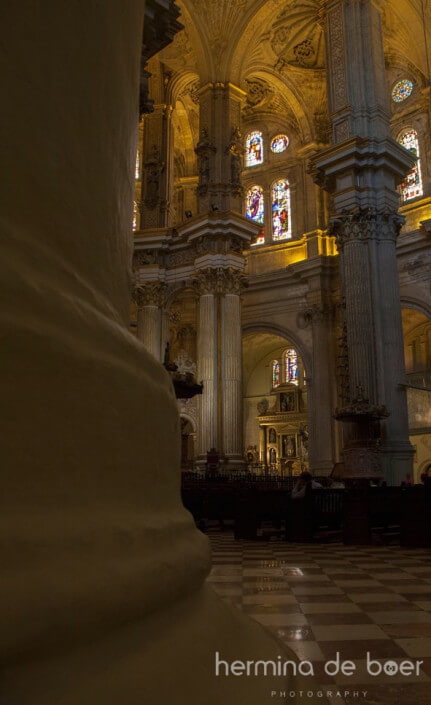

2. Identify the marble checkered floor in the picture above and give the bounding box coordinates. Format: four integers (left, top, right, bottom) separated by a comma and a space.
207, 531, 431, 705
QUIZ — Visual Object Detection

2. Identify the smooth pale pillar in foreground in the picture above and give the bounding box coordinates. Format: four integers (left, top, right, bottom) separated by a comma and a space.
0, 2, 326, 704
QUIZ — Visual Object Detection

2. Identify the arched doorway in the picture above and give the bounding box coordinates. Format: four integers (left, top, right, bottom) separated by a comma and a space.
242, 330, 309, 476
402, 307, 431, 482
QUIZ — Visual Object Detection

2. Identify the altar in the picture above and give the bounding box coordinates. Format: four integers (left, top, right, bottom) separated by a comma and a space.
256, 385, 309, 475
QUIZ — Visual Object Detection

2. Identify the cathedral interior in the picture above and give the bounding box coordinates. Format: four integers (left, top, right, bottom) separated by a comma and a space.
2, 1, 431, 704
132, 0, 431, 483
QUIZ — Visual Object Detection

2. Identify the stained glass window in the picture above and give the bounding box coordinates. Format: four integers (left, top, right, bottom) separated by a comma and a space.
398, 129, 423, 202
272, 179, 291, 240
246, 185, 265, 245
392, 80, 413, 103
284, 349, 298, 385
135, 151, 140, 179
245, 131, 263, 167
132, 200, 138, 231
272, 360, 280, 388
271, 134, 289, 153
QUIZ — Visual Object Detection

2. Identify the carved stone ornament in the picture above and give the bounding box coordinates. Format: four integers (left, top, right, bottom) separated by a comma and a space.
133, 249, 158, 267
225, 126, 244, 197
245, 78, 273, 108
174, 349, 197, 376
192, 267, 247, 296
330, 209, 405, 251
133, 282, 166, 308
144, 145, 165, 209
300, 302, 334, 326
194, 128, 216, 196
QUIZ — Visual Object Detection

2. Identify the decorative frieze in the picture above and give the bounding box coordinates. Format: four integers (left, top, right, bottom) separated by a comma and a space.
327, 2, 348, 113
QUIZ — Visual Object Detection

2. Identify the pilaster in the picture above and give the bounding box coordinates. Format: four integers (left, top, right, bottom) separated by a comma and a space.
195, 82, 246, 214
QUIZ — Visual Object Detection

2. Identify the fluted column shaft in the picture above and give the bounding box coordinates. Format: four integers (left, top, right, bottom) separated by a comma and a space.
133, 282, 165, 361
222, 293, 243, 459
194, 268, 245, 463
197, 292, 218, 456
311, 0, 415, 483
335, 213, 413, 483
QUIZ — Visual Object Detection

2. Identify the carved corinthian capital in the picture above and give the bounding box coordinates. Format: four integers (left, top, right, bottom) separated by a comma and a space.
192, 268, 247, 296
133, 282, 166, 308
331, 209, 404, 251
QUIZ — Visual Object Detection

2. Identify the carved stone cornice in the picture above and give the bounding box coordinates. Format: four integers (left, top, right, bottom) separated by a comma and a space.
133, 282, 166, 308
192, 268, 247, 296
330, 209, 404, 250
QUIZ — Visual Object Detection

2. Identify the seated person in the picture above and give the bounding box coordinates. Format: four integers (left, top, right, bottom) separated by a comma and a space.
291, 471, 322, 499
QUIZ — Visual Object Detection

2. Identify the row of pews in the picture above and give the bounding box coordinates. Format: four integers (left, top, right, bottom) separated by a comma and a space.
181, 476, 431, 546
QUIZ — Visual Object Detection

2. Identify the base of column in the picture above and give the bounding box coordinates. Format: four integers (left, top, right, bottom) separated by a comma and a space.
379, 441, 415, 486
309, 460, 333, 477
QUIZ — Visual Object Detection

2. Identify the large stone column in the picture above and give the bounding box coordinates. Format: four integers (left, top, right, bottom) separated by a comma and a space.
221, 271, 245, 462
194, 267, 245, 464
311, 0, 415, 483
140, 103, 174, 228
195, 82, 246, 214
195, 271, 218, 456
133, 282, 166, 360
1, 3, 322, 703
305, 304, 337, 475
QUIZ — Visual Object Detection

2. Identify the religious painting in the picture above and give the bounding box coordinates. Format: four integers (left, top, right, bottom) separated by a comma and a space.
280, 392, 295, 412
268, 427, 277, 444
282, 434, 296, 458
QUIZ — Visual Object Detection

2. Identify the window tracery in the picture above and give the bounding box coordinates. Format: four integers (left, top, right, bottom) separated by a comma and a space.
392, 80, 413, 103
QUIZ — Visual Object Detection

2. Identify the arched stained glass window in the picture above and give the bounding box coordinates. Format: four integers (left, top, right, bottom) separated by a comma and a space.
398, 129, 423, 202
271, 134, 289, 153
284, 349, 298, 385
392, 80, 413, 103
272, 360, 280, 388
246, 185, 264, 223
132, 200, 138, 231
245, 131, 263, 167
246, 185, 265, 245
272, 179, 292, 240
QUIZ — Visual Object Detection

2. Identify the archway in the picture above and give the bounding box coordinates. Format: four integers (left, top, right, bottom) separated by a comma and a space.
402, 307, 431, 481
242, 330, 309, 476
